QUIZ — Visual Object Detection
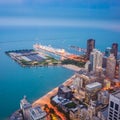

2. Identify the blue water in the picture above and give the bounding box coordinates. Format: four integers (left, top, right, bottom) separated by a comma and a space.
0, 26, 120, 120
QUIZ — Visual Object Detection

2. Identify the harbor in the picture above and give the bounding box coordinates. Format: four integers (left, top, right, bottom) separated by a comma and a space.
5, 44, 87, 69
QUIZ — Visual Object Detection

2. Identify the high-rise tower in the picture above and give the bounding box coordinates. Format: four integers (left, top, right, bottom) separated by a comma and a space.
106, 54, 116, 79
119, 61, 120, 80
105, 47, 112, 57
90, 49, 103, 72
87, 39, 95, 59
108, 90, 120, 120
111, 43, 118, 59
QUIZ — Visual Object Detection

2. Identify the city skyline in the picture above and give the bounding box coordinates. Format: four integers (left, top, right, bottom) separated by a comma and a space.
0, 1, 120, 120
9, 40, 120, 120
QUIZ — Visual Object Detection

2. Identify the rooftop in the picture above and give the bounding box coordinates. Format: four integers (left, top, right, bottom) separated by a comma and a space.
20, 96, 31, 109
59, 85, 71, 93
86, 82, 102, 89
29, 106, 46, 120
99, 107, 108, 119
112, 90, 120, 99
52, 95, 71, 106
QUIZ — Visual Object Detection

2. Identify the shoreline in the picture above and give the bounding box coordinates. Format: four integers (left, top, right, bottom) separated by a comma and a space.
32, 75, 75, 120
9, 75, 75, 120
62, 64, 83, 72
32, 75, 75, 107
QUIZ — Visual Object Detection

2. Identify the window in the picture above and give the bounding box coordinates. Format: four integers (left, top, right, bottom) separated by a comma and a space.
114, 114, 117, 118
109, 114, 112, 118
110, 108, 113, 112
114, 117, 117, 120
109, 111, 113, 115
110, 101, 114, 108
109, 117, 112, 120
114, 111, 118, 115
115, 104, 119, 111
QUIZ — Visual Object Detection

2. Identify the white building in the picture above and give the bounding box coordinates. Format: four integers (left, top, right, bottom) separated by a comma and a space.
106, 54, 116, 79
85, 61, 91, 72
29, 106, 47, 120
90, 49, 103, 72
20, 96, 32, 120
86, 82, 102, 92
73, 76, 83, 92
108, 90, 120, 120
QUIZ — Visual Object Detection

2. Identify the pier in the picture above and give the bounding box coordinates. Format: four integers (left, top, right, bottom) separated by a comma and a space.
33, 43, 74, 60
33, 43, 87, 62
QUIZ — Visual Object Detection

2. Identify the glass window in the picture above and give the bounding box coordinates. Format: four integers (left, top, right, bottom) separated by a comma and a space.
114, 114, 117, 117
110, 108, 113, 111
109, 114, 112, 118
114, 117, 117, 120
110, 101, 114, 108
114, 111, 118, 115
115, 104, 119, 111
110, 111, 113, 115
109, 117, 112, 120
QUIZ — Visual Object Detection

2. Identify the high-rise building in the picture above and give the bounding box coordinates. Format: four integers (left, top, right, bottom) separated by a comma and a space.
108, 90, 120, 120
106, 54, 116, 79
87, 39, 95, 59
111, 43, 118, 59
105, 47, 112, 57
102, 56, 107, 68
90, 49, 103, 72
20, 96, 47, 120
85, 61, 91, 72
98, 91, 109, 105
58, 85, 73, 99
20, 96, 32, 120
119, 61, 120, 80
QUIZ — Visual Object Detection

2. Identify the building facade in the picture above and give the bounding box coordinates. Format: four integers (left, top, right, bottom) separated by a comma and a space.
106, 54, 116, 79
98, 91, 109, 105
105, 47, 112, 57
20, 96, 32, 120
90, 49, 103, 72
107, 90, 120, 120
118, 61, 120, 80
111, 43, 118, 59
58, 85, 73, 99
87, 39, 95, 60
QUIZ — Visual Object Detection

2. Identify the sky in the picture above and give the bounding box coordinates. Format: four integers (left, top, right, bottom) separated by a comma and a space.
0, 0, 120, 31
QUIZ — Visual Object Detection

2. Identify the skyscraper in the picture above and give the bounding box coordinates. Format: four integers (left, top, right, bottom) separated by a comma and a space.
105, 47, 112, 57
119, 61, 120, 80
111, 43, 118, 59
108, 90, 120, 120
106, 54, 116, 79
90, 49, 103, 72
87, 39, 95, 59
20, 96, 32, 120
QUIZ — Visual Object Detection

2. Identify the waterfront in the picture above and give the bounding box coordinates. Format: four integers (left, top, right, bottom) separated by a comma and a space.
0, 41, 74, 120
0, 27, 120, 119
1, 1, 120, 119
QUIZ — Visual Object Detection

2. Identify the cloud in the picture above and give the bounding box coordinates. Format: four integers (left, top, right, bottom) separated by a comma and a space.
0, 17, 120, 32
